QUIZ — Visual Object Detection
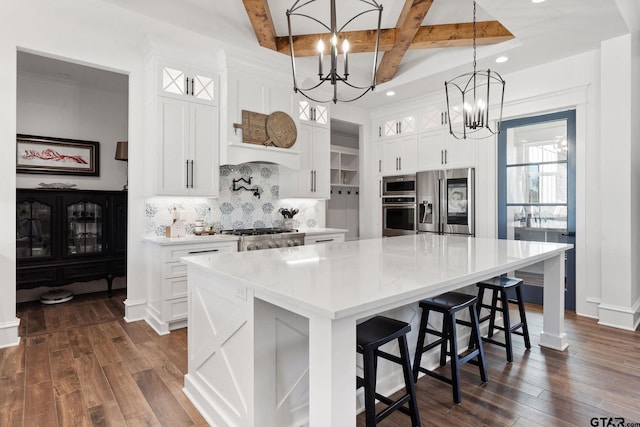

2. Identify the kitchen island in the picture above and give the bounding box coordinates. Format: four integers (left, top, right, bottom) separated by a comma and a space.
181, 234, 572, 427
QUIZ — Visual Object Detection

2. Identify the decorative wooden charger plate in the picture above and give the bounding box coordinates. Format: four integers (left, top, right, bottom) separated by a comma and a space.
266, 111, 297, 148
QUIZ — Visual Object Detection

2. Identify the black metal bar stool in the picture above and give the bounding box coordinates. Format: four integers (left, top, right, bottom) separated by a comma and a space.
357, 316, 421, 427
412, 291, 487, 404
473, 276, 531, 362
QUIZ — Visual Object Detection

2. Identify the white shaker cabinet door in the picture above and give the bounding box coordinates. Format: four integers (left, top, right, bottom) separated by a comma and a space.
158, 97, 189, 194
311, 126, 331, 198
417, 131, 445, 172
189, 103, 219, 197
157, 97, 219, 196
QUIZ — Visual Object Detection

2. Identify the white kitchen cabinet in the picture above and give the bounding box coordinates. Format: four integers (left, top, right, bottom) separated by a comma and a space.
417, 129, 476, 171
371, 141, 383, 238
299, 100, 329, 127
284, 123, 330, 198
375, 112, 417, 140
381, 135, 418, 176
158, 96, 219, 196
158, 61, 216, 105
304, 232, 346, 245
146, 238, 238, 334
418, 102, 464, 133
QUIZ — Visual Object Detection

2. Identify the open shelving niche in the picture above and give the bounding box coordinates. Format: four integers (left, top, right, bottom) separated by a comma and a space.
330, 145, 359, 187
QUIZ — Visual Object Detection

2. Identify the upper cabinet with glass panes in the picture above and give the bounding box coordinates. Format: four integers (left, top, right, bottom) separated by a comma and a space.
299, 100, 329, 128
158, 61, 217, 105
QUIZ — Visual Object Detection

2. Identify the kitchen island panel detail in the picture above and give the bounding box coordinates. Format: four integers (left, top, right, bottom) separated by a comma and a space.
182, 234, 572, 426
185, 267, 254, 427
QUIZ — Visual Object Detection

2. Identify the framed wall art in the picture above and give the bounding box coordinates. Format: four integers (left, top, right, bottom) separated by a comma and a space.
16, 134, 100, 176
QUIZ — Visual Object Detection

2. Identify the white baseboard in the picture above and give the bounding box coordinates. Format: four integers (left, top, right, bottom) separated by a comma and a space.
0, 318, 21, 349
123, 297, 147, 323
143, 306, 170, 335
597, 298, 640, 331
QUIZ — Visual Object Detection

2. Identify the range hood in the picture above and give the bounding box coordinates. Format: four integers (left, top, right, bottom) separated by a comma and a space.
220, 141, 300, 170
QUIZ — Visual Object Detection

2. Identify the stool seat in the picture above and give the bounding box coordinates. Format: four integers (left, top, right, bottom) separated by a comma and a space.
413, 292, 487, 404
357, 316, 420, 427
474, 276, 531, 362
478, 276, 522, 290
357, 316, 411, 352
419, 291, 478, 312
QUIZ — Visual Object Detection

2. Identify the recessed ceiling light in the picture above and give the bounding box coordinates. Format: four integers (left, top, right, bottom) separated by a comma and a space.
531, 0, 545, 3
496, 56, 508, 63
386, 91, 396, 97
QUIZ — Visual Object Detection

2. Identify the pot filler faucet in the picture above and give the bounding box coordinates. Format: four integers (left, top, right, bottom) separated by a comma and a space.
232, 177, 262, 199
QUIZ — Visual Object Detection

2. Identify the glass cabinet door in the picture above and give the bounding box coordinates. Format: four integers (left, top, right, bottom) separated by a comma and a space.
67, 200, 103, 255
16, 200, 52, 258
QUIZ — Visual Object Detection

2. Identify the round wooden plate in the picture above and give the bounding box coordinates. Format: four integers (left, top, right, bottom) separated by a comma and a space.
266, 111, 297, 148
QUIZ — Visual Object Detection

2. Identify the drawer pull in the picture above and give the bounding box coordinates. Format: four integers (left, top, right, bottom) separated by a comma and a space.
315, 239, 334, 243
187, 249, 220, 255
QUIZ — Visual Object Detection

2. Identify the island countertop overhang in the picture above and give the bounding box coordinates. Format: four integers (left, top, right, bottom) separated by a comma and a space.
181, 234, 572, 320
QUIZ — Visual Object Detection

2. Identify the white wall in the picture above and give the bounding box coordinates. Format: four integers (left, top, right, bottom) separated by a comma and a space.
0, 0, 160, 347
17, 73, 128, 190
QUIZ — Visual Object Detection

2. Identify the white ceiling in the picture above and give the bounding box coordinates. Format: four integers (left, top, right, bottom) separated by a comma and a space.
19, 0, 634, 109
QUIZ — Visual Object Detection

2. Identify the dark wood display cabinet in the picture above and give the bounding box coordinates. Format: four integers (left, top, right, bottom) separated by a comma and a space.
16, 189, 127, 296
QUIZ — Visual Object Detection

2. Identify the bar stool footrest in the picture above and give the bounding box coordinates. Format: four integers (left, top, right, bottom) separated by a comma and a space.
375, 394, 413, 419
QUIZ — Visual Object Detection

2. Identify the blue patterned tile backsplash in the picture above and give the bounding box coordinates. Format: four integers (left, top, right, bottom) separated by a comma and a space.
145, 163, 323, 236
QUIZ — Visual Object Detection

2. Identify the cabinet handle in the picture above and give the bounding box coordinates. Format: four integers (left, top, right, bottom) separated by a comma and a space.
444, 112, 448, 125
315, 239, 334, 243
191, 78, 195, 96
188, 249, 219, 254
379, 179, 381, 198
399, 157, 402, 170
190, 160, 194, 188
399, 122, 402, 134
441, 150, 444, 165
310, 170, 314, 192
378, 126, 381, 138
185, 160, 189, 188
185, 76, 189, 95
313, 170, 317, 192
441, 112, 443, 125
378, 160, 381, 173
444, 150, 447, 165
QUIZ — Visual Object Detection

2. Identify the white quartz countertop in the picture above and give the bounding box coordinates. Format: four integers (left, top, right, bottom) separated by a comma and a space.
182, 234, 572, 319
144, 234, 239, 245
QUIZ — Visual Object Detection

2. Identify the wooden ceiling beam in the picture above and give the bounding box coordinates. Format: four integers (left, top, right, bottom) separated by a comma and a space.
275, 29, 398, 56
409, 21, 514, 49
242, 0, 514, 84
273, 21, 513, 56
242, 0, 278, 51
375, 0, 434, 85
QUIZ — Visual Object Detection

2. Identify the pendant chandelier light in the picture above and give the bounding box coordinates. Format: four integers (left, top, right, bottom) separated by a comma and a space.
286, 0, 383, 104
444, 0, 505, 139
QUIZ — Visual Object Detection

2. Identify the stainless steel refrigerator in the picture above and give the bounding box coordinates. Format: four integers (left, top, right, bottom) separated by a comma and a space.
416, 168, 475, 236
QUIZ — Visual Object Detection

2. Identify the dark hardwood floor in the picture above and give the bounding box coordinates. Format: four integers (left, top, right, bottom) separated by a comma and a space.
3, 290, 640, 426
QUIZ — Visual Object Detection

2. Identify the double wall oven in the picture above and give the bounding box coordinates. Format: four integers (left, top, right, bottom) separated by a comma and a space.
382, 175, 416, 237
382, 168, 475, 237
